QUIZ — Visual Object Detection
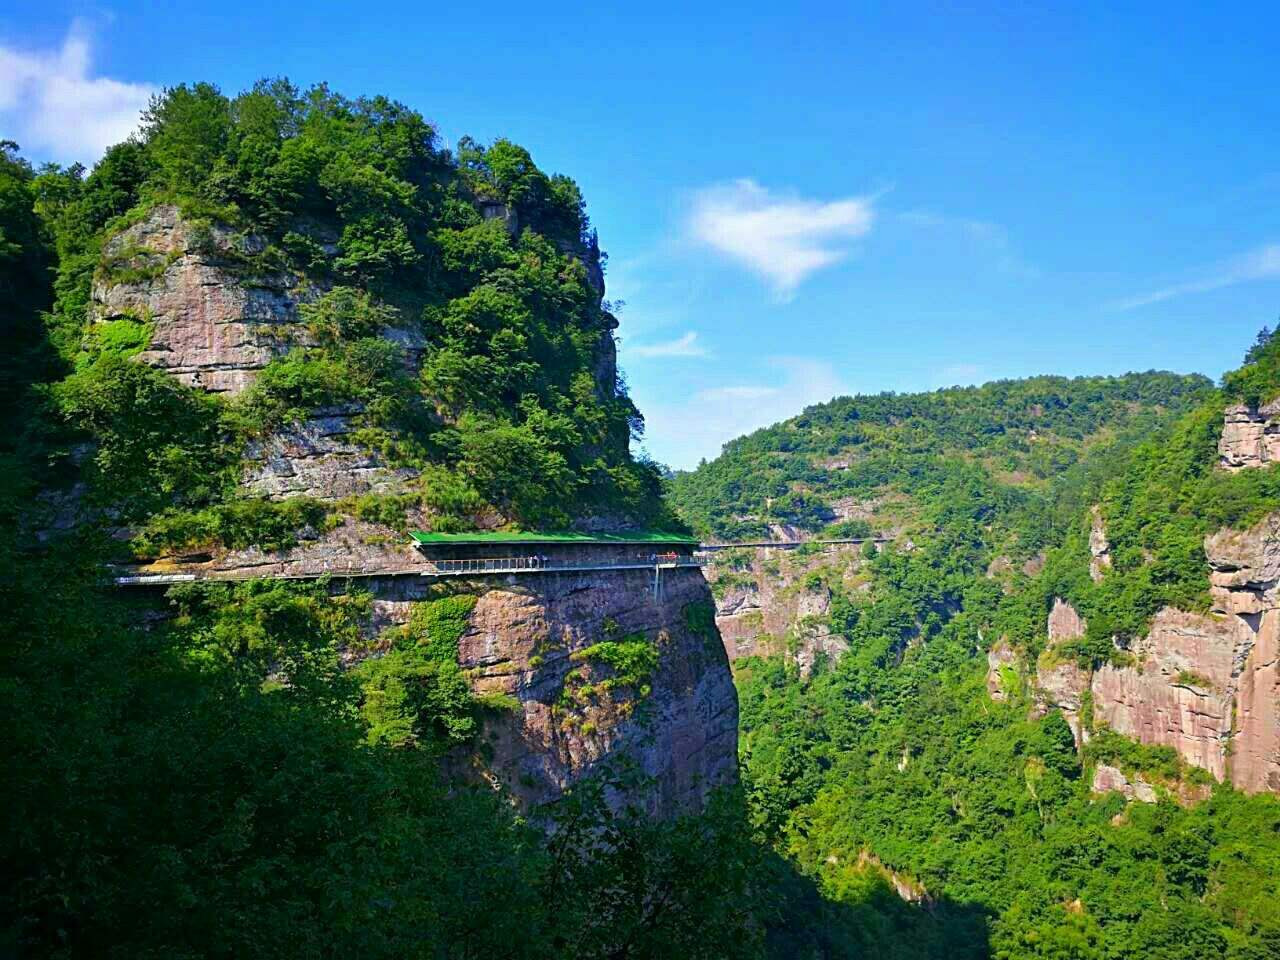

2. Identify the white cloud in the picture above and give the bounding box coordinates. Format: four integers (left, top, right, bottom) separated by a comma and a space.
1113, 243, 1280, 311
626, 331, 708, 359
639, 357, 847, 470
687, 179, 876, 299
0, 21, 156, 165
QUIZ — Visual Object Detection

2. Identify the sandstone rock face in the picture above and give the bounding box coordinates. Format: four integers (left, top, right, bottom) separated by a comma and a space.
129, 536, 739, 814
1089, 506, 1112, 582
367, 567, 738, 816
1092, 608, 1237, 780
241, 409, 415, 501
1218, 401, 1280, 471
1036, 515, 1280, 794
92, 205, 320, 394
1048, 597, 1086, 643
1037, 599, 1092, 746
705, 543, 862, 674
1091, 764, 1159, 803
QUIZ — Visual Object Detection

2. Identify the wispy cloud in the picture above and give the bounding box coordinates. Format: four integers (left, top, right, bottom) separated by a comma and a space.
1113, 243, 1280, 310
0, 21, 156, 165
639, 357, 847, 469
626, 331, 708, 359
899, 210, 1039, 279
687, 179, 876, 299
935, 363, 984, 386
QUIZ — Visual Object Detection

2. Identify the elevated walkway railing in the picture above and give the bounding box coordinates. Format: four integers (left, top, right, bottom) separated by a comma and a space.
420, 555, 703, 577
114, 555, 703, 587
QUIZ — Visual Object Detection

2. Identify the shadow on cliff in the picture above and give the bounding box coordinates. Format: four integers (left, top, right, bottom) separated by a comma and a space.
757, 849, 991, 960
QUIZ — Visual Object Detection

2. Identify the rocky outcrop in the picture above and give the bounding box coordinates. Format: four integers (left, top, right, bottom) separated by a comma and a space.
1092, 608, 1238, 780
96, 201, 733, 818
706, 543, 863, 673
242, 409, 415, 501
1036, 600, 1092, 746
1091, 762, 1212, 806
1091, 764, 1159, 803
92, 204, 321, 394
1035, 515, 1280, 794
367, 567, 738, 816
1089, 507, 1111, 582
1218, 401, 1280, 471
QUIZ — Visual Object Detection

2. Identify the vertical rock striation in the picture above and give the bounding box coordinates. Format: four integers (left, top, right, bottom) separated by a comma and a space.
1218, 401, 1280, 471
368, 567, 739, 816
1034, 514, 1280, 794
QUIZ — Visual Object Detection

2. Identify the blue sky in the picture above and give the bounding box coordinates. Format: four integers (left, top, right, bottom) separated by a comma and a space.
3, 3, 1279, 468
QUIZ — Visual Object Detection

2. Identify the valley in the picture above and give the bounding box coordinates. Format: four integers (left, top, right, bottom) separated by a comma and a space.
2, 77, 1279, 960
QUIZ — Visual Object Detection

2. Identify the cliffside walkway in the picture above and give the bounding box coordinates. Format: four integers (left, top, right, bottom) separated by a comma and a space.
113, 555, 703, 587
421, 555, 702, 576
113, 533, 886, 589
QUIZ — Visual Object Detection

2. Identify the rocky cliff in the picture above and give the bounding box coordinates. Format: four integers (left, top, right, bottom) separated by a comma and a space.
367, 567, 737, 815
704, 543, 868, 674
95, 202, 737, 815
1218, 400, 1280, 471
1030, 512, 1280, 795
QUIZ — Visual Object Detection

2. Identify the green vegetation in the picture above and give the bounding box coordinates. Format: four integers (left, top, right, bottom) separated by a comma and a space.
685, 333, 1280, 958
31, 78, 674, 541
571, 634, 659, 694
670, 371, 1212, 540
357, 594, 493, 748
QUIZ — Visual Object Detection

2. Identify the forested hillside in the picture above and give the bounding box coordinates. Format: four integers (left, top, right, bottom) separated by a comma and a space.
676, 341, 1280, 957
671, 372, 1212, 542
0, 91, 757, 958
6, 73, 1280, 959
30, 80, 674, 554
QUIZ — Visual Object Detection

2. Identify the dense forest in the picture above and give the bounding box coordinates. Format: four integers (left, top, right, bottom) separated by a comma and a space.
5, 76, 1280, 959
674, 337, 1280, 957
24, 79, 675, 553
0, 87, 755, 959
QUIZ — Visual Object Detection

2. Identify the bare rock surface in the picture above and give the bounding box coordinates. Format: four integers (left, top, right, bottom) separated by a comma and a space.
1092, 608, 1237, 780
242, 409, 416, 501
1048, 597, 1086, 643
92, 204, 319, 394
366, 567, 738, 816
706, 543, 863, 674
1089, 506, 1112, 582
1218, 401, 1280, 471
1035, 512, 1280, 794
1091, 764, 1159, 803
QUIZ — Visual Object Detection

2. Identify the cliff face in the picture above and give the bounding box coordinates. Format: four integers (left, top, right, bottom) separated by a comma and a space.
1218, 400, 1280, 471
704, 543, 865, 674
98, 204, 738, 814
369, 568, 737, 815
95, 205, 423, 502
1033, 512, 1280, 795
94, 205, 322, 394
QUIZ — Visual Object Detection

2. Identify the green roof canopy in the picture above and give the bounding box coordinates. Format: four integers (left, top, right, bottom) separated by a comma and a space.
408, 530, 698, 547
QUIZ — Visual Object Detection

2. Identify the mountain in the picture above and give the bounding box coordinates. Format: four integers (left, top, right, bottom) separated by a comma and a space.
671, 346, 1280, 956
5, 75, 1280, 959
0, 86, 754, 958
